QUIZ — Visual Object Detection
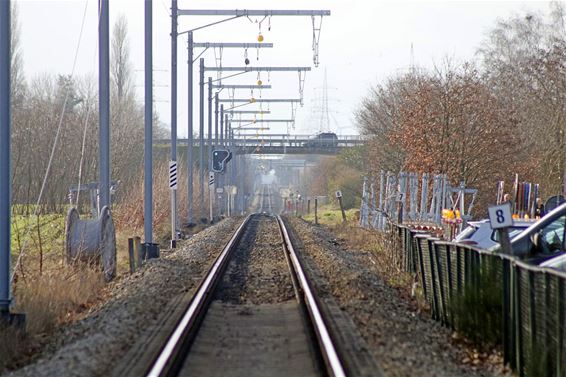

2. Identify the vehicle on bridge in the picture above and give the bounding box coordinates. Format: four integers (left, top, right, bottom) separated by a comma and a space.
302, 132, 338, 148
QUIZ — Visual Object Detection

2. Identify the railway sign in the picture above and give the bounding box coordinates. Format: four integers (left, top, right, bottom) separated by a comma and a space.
212, 149, 232, 173
335, 190, 342, 198
209, 172, 215, 186
169, 161, 178, 190
216, 187, 224, 194
488, 202, 513, 229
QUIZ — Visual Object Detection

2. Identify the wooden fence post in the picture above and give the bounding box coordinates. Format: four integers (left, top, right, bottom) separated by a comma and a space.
315, 198, 318, 225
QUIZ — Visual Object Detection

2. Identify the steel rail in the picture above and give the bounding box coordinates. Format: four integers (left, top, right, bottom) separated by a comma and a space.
146, 215, 251, 377
146, 213, 345, 376
267, 185, 273, 214
276, 216, 347, 377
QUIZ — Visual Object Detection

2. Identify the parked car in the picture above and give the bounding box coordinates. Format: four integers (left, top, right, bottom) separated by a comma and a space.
453, 219, 532, 249
490, 202, 566, 265
303, 132, 338, 148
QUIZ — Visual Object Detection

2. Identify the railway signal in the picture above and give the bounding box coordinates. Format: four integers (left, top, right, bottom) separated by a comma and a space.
212, 149, 232, 173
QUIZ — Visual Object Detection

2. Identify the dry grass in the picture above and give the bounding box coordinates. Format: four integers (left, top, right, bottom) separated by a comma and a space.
332, 225, 409, 286
1, 161, 213, 372
1, 256, 105, 372
337, 223, 428, 309
113, 160, 209, 235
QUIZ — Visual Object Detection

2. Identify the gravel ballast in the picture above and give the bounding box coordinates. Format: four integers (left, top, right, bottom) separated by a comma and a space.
4, 217, 243, 377
179, 215, 319, 377
286, 217, 504, 377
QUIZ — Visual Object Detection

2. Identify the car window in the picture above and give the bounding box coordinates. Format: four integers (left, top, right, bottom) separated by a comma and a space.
491, 227, 527, 242
538, 215, 566, 254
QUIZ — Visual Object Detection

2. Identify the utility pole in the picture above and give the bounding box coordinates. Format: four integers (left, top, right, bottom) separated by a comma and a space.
214, 92, 219, 148
199, 58, 205, 221
186, 32, 194, 226
144, 0, 154, 246
0, 0, 12, 317
0, 0, 24, 324
220, 104, 224, 147
207, 77, 213, 221
169, 0, 178, 247
208, 76, 213, 169
99, 0, 110, 210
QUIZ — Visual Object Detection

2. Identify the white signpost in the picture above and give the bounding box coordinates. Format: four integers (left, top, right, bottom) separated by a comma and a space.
488, 202, 513, 255
488, 202, 513, 229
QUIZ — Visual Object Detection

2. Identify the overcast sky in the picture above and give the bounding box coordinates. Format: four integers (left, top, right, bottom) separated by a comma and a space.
16, 0, 552, 137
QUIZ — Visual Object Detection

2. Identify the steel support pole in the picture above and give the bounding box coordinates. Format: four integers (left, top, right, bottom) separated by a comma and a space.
214, 92, 219, 148
208, 76, 213, 171
240, 155, 245, 214
217, 101, 222, 214
99, 0, 110, 210
187, 32, 194, 225
225, 114, 229, 149
0, 0, 11, 311
144, 0, 153, 243
207, 77, 213, 220
199, 59, 205, 219
170, 0, 178, 247
220, 105, 224, 147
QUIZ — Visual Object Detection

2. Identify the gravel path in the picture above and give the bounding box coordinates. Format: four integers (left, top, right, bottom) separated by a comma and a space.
4, 217, 243, 377
286, 217, 503, 377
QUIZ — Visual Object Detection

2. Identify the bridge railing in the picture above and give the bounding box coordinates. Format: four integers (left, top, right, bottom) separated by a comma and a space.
384, 222, 566, 376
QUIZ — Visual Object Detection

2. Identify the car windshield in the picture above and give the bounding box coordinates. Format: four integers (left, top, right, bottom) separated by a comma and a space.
538, 215, 566, 254
454, 225, 478, 241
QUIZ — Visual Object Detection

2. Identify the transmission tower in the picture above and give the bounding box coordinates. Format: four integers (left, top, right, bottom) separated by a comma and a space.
307, 67, 339, 133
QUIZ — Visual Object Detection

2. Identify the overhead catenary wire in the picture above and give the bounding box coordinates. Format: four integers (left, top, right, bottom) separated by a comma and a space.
11, 0, 92, 282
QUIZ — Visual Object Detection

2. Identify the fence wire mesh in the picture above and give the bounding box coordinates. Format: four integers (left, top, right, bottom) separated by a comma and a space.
385, 222, 566, 377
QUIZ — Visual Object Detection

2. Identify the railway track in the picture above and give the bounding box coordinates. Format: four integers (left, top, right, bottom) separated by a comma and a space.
142, 214, 346, 377
257, 184, 274, 214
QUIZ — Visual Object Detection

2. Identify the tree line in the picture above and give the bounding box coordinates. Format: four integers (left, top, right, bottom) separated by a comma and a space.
10, 7, 165, 214
357, 3, 566, 214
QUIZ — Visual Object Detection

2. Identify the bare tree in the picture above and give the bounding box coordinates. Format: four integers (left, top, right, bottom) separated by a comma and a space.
479, 3, 566, 196
10, 2, 25, 109
110, 14, 144, 200
111, 14, 133, 104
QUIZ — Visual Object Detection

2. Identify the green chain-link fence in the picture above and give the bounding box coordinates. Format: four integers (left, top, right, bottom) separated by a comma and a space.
387, 223, 566, 377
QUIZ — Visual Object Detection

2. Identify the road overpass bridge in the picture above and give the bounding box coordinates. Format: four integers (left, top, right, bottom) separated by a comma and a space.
156, 134, 365, 155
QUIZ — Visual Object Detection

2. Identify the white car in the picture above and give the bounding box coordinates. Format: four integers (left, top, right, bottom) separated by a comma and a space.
453, 219, 532, 249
